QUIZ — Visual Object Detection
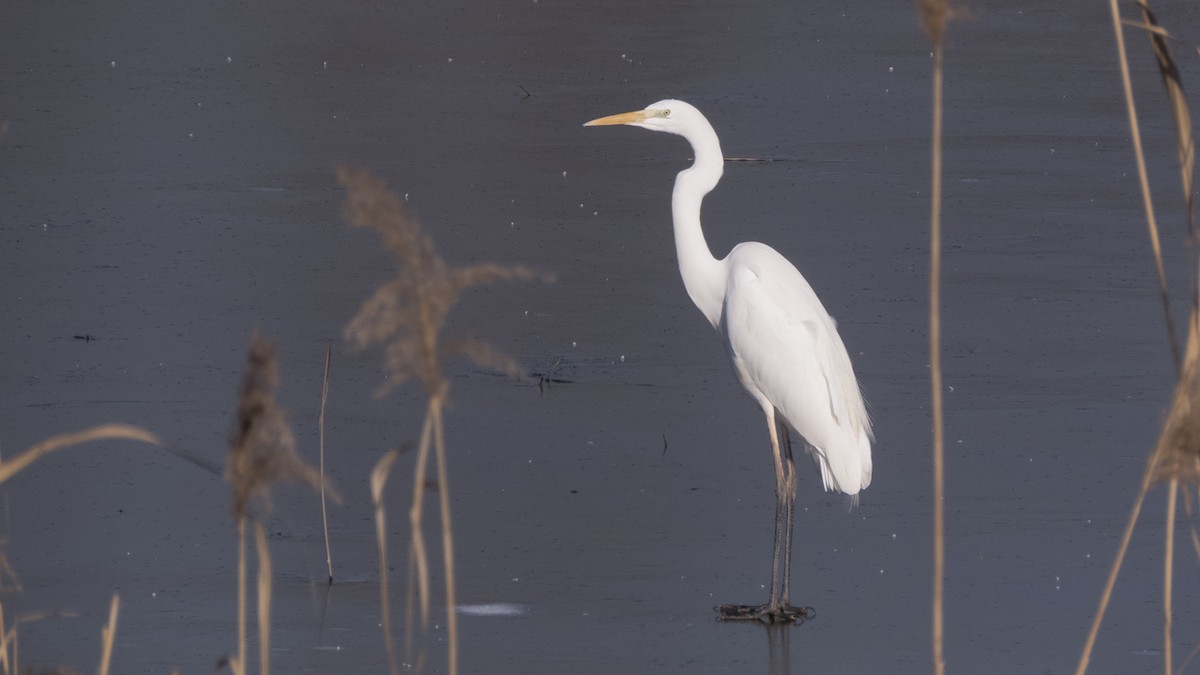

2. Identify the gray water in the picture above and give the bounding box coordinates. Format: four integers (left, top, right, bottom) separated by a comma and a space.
2, 0, 1197, 672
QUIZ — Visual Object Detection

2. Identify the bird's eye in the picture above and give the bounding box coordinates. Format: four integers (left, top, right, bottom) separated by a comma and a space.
661, 109, 671, 118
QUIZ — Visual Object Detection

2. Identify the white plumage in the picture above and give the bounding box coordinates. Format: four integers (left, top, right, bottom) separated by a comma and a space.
587, 99, 873, 623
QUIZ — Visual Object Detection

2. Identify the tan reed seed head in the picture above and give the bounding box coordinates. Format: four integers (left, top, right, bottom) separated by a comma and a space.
1152, 314, 1200, 486
226, 335, 322, 519
336, 166, 549, 398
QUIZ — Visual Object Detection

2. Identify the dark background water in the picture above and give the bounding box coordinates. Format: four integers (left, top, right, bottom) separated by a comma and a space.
2, 0, 1199, 672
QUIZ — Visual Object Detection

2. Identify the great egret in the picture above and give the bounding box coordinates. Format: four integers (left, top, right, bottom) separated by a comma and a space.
585, 100, 873, 624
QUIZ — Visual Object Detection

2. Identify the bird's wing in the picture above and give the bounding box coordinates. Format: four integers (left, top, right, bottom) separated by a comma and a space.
723, 243, 872, 494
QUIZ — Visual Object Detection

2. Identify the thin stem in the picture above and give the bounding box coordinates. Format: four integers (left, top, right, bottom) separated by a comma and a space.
432, 400, 458, 675
319, 344, 334, 584
1076, 462, 1154, 674
929, 38, 946, 675
0, 593, 9, 675
236, 516, 247, 675
409, 409, 436, 628
1110, 0, 1181, 369
1165, 479, 1177, 675
370, 449, 402, 675
255, 521, 272, 675
403, 404, 437, 672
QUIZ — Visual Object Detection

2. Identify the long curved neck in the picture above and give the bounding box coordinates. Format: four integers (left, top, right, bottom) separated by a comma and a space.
672, 122, 726, 329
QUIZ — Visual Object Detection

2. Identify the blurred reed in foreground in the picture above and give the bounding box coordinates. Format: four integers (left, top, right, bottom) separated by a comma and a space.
1076, 3, 1197, 673
337, 165, 548, 675
224, 335, 325, 675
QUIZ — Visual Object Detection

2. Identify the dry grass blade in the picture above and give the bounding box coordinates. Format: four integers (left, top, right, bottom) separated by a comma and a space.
402, 411, 437, 674
0, 425, 162, 484
1108, 0, 1182, 368
319, 343, 334, 584
97, 593, 119, 675
1076, 465, 1154, 675
371, 449, 402, 675
1135, 1, 1195, 236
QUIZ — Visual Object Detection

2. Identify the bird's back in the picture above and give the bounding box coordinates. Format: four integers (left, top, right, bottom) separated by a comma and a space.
718, 242, 873, 495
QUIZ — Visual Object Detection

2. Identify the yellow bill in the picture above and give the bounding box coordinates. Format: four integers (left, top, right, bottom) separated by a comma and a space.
583, 109, 651, 126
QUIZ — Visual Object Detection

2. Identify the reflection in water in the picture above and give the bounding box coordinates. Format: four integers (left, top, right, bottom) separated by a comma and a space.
767, 624, 793, 675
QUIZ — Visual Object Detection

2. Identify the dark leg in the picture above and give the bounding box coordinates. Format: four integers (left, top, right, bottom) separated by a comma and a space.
778, 421, 797, 608
717, 410, 813, 624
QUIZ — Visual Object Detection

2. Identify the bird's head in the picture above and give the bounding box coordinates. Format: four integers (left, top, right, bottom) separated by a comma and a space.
583, 99, 702, 137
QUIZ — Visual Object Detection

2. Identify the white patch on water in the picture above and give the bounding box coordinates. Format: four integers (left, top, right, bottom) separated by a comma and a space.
456, 602, 529, 617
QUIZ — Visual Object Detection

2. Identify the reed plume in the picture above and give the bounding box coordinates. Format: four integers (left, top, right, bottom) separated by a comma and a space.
224, 335, 324, 675
337, 165, 547, 675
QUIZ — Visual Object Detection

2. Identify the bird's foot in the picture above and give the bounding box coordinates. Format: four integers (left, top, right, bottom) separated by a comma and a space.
716, 603, 813, 624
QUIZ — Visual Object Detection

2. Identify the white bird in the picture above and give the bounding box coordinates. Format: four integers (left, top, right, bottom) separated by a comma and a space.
585, 100, 873, 624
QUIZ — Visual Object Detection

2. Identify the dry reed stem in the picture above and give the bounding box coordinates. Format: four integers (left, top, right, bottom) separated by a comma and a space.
234, 516, 247, 675
1134, 1, 1195, 236
407, 406, 436, 635
97, 592, 119, 675
0, 609, 79, 674
255, 521, 272, 675
1165, 479, 1177, 674
319, 344, 334, 584
1109, 0, 1181, 368
916, 0, 949, 671
371, 449, 402, 675
1078, 4, 1196, 670
1076, 463, 1154, 674
432, 403, 458, 675
402, 409, 436, 674
928, 43, 947, 675
0, 602, 8, 675
1151, 314, 1200, 673
0, 425, 162, 484
0, 553, 20, 675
